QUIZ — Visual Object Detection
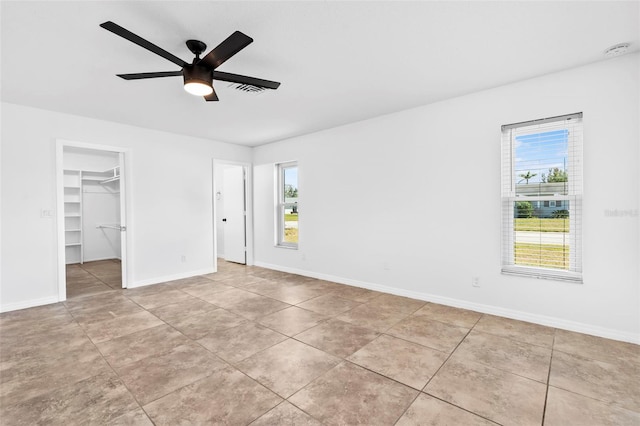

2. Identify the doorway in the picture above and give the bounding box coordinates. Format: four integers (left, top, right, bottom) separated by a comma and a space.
213, 160, 253, 268
56, 140, 129, 301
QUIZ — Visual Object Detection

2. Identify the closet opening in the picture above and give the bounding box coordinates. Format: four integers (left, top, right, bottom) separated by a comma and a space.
56, 141, 129, 301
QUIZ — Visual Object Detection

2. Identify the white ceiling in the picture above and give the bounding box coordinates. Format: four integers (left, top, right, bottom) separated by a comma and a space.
1, 1, 638, 146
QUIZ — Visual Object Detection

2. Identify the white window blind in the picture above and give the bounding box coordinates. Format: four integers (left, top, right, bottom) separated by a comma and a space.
276, 161, 298, 248
501, 113, 583, 282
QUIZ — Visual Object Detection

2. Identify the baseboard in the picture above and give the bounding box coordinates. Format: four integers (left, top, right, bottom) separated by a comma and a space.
1, 268, 215, 312
254, 261, 640, 345
129, 267, 216, 289
0, 296, 60, 313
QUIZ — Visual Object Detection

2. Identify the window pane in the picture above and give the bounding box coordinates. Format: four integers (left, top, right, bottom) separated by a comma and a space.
283, 205, 298, 244
513, 200, 570, 270
283, 166, 298, 203
279, 164, 298, 246
283, 166, 298, 243
514, 129, 569, 197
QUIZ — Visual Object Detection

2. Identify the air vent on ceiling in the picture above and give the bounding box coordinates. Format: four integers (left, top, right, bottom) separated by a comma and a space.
227, 82, 268, 95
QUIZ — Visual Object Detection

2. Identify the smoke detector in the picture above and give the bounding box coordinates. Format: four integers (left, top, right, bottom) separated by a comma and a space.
604, 43, 630, 57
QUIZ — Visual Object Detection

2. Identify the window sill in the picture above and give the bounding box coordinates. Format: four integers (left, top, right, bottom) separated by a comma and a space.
275, 244, 298, 250
501, 266, 582, 283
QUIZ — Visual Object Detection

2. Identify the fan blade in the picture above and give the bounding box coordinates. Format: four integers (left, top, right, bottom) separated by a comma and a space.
117, 71, 183, 80
198, 31, 253, 70
204, 88, 219, 102
213, 71, 280, 90
100, 21, 187, 68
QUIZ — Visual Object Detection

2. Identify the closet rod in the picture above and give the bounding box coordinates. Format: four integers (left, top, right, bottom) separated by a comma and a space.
83, 190, 120, 194
96, 224, 122, 231
100, 176, 120, 184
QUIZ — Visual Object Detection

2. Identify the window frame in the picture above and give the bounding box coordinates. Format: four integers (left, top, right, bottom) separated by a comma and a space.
501, 113, 583, 282
276, 161, 298, 249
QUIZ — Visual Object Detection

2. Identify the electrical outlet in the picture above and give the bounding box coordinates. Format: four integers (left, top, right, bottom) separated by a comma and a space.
41, 209, 54, 218
472, 276, 480, 287
383, 262, 390, 271
301, 253, 306, 261
181, 255, 187, 263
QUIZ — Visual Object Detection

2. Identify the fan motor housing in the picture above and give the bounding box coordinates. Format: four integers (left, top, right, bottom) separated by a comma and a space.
183, 64, 213, 85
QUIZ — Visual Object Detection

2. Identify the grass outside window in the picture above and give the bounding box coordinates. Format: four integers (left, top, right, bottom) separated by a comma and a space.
514, 243, 569, 269
283, 213, 298, 244
514, 218, 568, 232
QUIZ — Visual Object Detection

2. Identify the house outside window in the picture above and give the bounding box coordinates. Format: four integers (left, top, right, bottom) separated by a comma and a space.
276, 162, 298, 248
501, 113, 583, 281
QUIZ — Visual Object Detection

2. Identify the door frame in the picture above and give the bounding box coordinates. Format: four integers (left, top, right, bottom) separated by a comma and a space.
212, 159, 254, 268
55, 139, 132, 301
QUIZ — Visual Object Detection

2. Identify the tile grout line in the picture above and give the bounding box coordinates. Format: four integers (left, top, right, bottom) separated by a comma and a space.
86, 290, 258, 420
79, 260, 122, 290
281, 299, 487, 415
282, 360, 349, 424
68, 270, 254, 420
541, 330, 557, 426
60, 301, 156, 425
13, 262, 274, 424
77, 268, 429, 386
416, 392, 504, 426
443, 327, 555, 386
473, 315, 556, 350
387, 315, 481, 424
57, 261, 591, 425
422, 313, 483, 389
413, 313, 504, 426
168, 292, 326, 426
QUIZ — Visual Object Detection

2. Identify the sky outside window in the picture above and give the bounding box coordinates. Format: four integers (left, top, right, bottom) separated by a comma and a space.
284, 167, 298, 195
515, 129, 568, 185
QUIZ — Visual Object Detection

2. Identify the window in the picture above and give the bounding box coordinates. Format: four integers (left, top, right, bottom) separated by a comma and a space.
276, 162, 298, 248
501, 113, 583, 282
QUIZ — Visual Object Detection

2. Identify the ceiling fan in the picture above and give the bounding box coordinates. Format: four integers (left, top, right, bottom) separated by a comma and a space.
100, 21, 281, 101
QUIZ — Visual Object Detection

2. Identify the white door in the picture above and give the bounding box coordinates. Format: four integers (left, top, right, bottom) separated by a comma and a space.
223, 166, 246, 264
118, 152, 128, 288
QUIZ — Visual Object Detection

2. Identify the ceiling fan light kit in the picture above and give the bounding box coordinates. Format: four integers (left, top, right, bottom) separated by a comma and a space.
99, 21, 280, 102
183, 65, 214, 96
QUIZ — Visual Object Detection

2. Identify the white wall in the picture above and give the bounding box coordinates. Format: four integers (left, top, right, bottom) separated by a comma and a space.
253, 53, 640, 343
64, 147, 119, 171
0, 103, 252, 311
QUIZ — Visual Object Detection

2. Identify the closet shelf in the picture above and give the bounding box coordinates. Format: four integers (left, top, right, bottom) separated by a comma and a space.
63, 169, 84, 265
82, 167, 120, 184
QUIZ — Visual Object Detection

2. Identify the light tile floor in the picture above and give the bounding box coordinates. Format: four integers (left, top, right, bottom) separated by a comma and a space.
1, 260, 639, 425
